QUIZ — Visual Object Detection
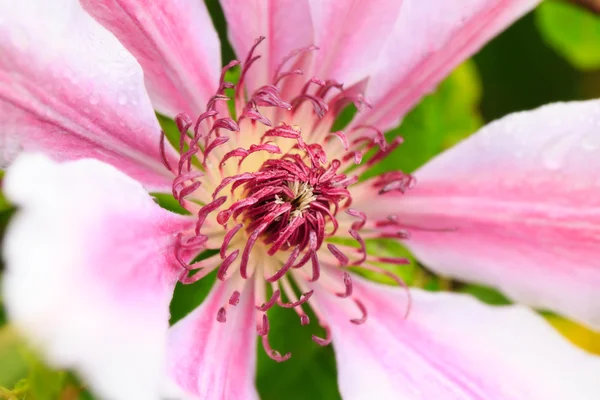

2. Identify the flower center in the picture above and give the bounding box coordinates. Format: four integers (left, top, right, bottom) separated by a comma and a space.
279, 181, 315, 217
221, 155, 349, 258
159, 36, 412, 363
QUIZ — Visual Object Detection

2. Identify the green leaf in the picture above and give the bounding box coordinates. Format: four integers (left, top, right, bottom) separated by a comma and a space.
150, 192, 191, 215
331, 104, 358, 132
25, 356, 66, 400
0, 327, 28, 388
457, 284, 511, 306
224, 66, 241, 119
536, 0, 600, 70
365, 59, 483, 178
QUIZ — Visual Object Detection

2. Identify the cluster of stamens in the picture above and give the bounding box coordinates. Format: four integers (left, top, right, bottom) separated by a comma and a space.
159, 37, 413, 362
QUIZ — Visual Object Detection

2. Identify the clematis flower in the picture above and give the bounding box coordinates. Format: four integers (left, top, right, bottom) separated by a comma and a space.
1, 0, 600, 399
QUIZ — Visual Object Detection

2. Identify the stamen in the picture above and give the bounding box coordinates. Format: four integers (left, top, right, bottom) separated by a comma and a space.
262, 335, 292, 363
220, 223, 243, 258
350, 299, 368, 325
257, 314, 292, 362
349, 229, 367, 265
256, 289, 280, 312
326, 131, 350, 151
327, 243, 349, 266
336, 272, 353, 298
312, 325, 332, 346
217, 307, 227, 323
159, 130, 174, 172
195, 196, 227, 235
266, 245, 300, 282
229, 291, 241, 306
217, 250, 240, 281
278, 290, 314, 308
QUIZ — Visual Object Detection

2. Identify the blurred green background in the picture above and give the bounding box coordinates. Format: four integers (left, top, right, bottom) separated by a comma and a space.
2, 1, 600, 399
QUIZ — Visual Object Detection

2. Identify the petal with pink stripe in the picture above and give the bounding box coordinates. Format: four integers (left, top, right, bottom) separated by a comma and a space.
167, 281, 258, 400
81, 0, 221, 117
3, 154, 194, 400
314, 278, 600, 400
352, 0, 539, 132
0, 0, 174, 191
366, 99, 600, 329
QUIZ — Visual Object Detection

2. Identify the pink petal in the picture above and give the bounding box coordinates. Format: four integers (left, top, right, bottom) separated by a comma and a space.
81, 0, 220, 118
315, 278, 600, 400
352, 0, 539, 132
167, 282, 258, 399
308, 0, 404, 87
368, 100, 600, 329
2, 154, 193, 400
220, 0, 314, 92
0, 0, 174, 191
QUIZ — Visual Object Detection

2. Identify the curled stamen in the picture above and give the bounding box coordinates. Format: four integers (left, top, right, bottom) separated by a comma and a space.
309, 251, 320, 282
350, 299, 367, 325
220, 224, 243, 259
217, 250, 240, 281
336, 272, 353, 298
258, 314, 291, 362
262, 335, 292, 363
239, 105, 272, 126
236, 36, 266, 106
174, 233, 208, 271
217, 59, 241, 94
267, 246, 301, 282
203, 136, 230, 164
278, 290, 314, 308
195, 196, 227, 235
159, 130, 174, 172
346, 209, 366, 230
212, 172, 255, 199
253, 85, 292, 109
256, 289, 281, 311
349, 229, 367, 265
312, 325, 332, 346
352, 125, 387, 151
262, 124, 301, 140
327, 243, 349, 266
210, 117, 240, 136
292, 93, 328, 118
327, 131, 349, 151
273, 45, 318, 84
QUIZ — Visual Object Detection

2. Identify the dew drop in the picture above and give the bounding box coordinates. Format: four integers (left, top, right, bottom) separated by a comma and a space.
541, 135, 573, 171
117, 93, 127, 105
581, 133, 600, 152
89, 94, 100, 105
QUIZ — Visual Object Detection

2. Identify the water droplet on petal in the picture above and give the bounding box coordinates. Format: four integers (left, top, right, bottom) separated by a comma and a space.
541, 135, 573, 171
89, 94, 99, 105
117, 93, 127, 105
581, 133, 600, 152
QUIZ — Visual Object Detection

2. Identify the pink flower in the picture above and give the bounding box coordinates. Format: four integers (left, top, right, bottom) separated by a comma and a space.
1, 0, 600, 399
